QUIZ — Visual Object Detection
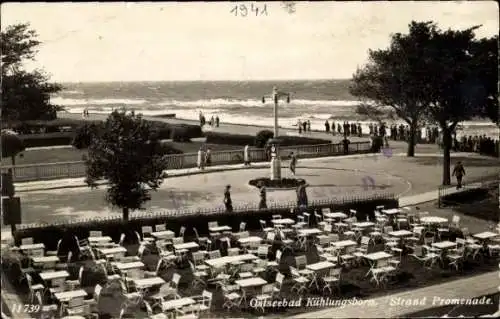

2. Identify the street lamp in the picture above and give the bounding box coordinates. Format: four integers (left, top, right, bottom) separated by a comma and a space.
262, 86, 291, 180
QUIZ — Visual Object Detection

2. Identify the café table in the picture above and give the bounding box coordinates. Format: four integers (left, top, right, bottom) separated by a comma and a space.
88, 236, 112, 244
162, 297, 196, 312
40, 270, 69, 282
331, 240, 357, 249
20, 243, 45, 256
431, 241, 457, 265
98, 246, 127, 259
352, 222, 375, 228
323, 212, 348, 220
420, 216, 448, 225
205, 254, 257, 269
271, 218, 295, 225
473, 231, 499, 241
173, 242, 199, 251
431, 241, 457, 250
382, 208, 401, 216
151, 230, 175, 240
306, 261, 336, 289
235, 277, 267, 303
32, 255, 59, 264
388, 230, 414, 238
297, 228, 323, 249
238, 236, 263, 245
54, 289, 87, 302
134, 276, 166, 293
364, 251, 393, 277
115, 261, 145, 271
209, 225, 232, 233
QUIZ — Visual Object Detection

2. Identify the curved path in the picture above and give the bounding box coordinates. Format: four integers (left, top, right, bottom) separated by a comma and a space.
15, 152, 499, 224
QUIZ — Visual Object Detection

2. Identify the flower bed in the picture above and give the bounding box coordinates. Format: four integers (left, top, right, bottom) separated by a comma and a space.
248, 177, 307, 189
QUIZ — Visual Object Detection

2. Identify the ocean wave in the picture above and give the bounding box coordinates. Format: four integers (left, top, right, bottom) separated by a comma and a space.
51, 97, 148, 106
61, 90, 84, 95
155, 98, 362, 108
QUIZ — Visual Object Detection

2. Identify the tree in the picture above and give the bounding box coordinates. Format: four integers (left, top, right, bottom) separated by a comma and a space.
1, 23, 62, 122
421, 23, 498, 185
84, 110, 169, 221
1, 130, 25, 166
350, 21, 436, 157
255, 130, 274, 148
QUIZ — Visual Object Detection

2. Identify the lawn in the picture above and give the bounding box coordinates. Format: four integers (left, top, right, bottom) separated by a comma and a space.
2, 224, 498, 319
1, 142, 244, 166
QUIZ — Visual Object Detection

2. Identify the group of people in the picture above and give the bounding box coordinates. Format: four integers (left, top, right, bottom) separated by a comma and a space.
324, 120, 364, 137
199, 112, 220, 128
196, 146, 212, 169
454, 135, 499, 157
222, 177, 309, 213
81, 108, 90, 118
297, 120, 312, 134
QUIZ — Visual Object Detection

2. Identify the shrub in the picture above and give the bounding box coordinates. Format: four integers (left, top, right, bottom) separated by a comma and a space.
13, 196, 398, 250
148, 121, 202, 141
255, 130, 274, 148
72, 123, 100, 149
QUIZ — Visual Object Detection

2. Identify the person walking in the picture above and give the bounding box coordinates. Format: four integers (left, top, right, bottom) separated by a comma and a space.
224, 185, 233, 212
289, 152, 297, 175
452, 161, 466, 189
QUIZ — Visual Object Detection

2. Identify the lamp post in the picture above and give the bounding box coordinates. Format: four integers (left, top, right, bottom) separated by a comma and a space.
262, 86, 291, 180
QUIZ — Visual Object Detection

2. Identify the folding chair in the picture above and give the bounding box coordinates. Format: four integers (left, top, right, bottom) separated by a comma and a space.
322, 267, 341, 295
290, 266, 309, 294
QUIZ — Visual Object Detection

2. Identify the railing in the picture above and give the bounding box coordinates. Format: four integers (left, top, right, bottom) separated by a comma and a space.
1, 141, 371, 182
16, 191, 395, 230
437, 176, 499, 208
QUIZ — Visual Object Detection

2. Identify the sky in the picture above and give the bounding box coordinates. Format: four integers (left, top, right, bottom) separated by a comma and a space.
1, 1, 498, 82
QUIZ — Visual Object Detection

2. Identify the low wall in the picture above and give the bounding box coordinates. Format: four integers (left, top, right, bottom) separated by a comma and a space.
13, 192, 398, 250
2, 141, 372, 182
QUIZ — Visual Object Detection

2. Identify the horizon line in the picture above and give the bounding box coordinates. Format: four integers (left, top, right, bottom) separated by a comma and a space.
58, 78, 352, 84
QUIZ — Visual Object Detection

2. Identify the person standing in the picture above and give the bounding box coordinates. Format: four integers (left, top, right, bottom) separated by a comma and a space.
324, 120, 330, 133
306, 120, 311, 132
452, 161, 466, 189
197, 147, 205, 170
259, 185, 267, 209
331, 121, 336, 135
298, 120, 302, 134
205, 147, 212, 167
224, 185, 233, 212
244, 144, 251, 166
289, 152, 297, 175
302, 121, 307, 133
215, 115, 220, 127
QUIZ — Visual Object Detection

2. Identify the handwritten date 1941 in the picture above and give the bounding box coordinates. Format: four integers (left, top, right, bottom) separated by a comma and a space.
230, 3, 268, 17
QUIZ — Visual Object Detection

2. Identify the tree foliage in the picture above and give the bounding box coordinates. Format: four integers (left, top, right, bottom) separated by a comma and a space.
255, 130, 274, 148
351, 20, 498, 184
1, 130, 25, 165
84, 110, 169, 220
1, 23, 62, 121
350, 21, 447, 156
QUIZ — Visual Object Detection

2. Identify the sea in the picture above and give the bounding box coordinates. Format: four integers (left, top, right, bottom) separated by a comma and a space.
52, 80, 499, 139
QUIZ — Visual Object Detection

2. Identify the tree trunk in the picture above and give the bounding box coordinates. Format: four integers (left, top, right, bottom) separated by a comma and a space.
122, 207, 129, 221
441, 128, 452, 186
406, 123, 417, 157
10, 155, 16, 175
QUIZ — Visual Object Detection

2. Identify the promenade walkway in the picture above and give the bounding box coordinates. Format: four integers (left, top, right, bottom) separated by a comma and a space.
290, 271, 499, 318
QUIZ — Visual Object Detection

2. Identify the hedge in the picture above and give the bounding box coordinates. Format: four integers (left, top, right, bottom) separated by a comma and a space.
205, 131, 331, 147
20, 132, 75, 148
13, 195, 398, 251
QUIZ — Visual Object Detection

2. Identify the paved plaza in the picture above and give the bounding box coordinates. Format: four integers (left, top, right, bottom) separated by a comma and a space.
13, 152, 499, 224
